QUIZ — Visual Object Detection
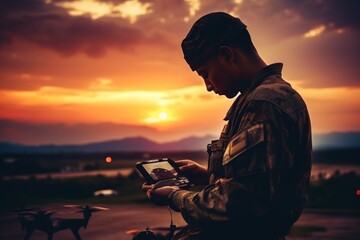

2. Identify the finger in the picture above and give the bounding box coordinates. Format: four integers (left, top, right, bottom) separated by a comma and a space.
142, 183, 153, 192
175, 159, 192, 166
146, 189, 152, 199
179, 163, 196, 171
142, 182, 152, 188
175, 159, 192, 164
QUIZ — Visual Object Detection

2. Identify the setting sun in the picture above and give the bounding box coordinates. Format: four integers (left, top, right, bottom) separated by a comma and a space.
159, 112, 168, 120
144, 111, 170, 124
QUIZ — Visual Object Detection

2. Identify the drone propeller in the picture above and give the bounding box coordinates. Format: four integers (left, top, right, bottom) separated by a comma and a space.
63, 204, 83, 209
10, 206, 41, 214
17, 210, 55, 217
16, 211, 38, 217
126, 229, 142, 235
64, 204, 109, 212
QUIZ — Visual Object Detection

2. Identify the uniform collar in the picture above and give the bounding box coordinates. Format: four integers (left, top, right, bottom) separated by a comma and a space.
253, 63, 283, 84
224, 63, 283, 120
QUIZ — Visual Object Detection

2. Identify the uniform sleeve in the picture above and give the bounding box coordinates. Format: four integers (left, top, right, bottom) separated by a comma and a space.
170, 100, 299, 228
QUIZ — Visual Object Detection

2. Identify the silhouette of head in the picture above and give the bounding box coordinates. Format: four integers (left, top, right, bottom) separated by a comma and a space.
182, 12, 255, 71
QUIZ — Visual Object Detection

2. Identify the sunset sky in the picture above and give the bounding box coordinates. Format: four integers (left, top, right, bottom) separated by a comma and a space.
1, 0, 359, 145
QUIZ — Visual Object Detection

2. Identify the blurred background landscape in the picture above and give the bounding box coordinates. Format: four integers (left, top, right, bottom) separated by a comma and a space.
1, 0, 359, 239
1, 138, 359, 239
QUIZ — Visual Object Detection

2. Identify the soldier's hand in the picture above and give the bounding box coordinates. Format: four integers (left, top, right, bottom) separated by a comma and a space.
176, 159, 209, 185
142, 182, 153, 192
146, 186, 180, 206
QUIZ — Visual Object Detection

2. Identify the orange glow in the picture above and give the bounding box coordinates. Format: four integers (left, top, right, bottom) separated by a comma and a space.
105, 157, 112, 163
55, 0, 152, 22
159, 112, 168, 120
1, 1, 359, 145
304, 25, 326, 38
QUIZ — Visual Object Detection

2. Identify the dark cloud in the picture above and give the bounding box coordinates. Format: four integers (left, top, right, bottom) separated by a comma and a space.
217, 0, 360, 88
231, 0, 360, 36
133, 0, 190, 41
2, 0, 359, 57
0, 0, 51, 14
0, 0, 150, 57
0, 74, 48, 91
279, 0, 360, 30
1, 0, 359, 88
284, 31, 360, 88
185, 0, 359, 42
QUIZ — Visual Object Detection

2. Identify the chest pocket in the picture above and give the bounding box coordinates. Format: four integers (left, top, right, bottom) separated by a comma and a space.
223, 123, 266, 177
207, 125, 229, 182
208, 139, 226, 175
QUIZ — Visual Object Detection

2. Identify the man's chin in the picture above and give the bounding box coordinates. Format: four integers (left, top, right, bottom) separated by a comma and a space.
224, 91, 239, 99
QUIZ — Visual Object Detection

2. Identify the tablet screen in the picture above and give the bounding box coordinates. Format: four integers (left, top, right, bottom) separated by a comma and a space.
142, 161, 178, 181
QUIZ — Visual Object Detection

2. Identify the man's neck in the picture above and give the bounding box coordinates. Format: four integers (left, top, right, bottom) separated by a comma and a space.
240, 58, 267, 93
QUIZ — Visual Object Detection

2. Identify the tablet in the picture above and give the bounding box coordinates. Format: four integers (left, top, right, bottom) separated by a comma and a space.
136, 158, 193, 188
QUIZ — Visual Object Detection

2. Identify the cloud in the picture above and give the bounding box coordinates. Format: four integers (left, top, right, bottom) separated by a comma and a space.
233, 0, 360, 33
303, 25, 326, 38
282, 0, 360, 31
0, 85, 217, 108
279, 28, 360, 88
294, 85, 360, 133
0, 0, 159, 57
221, 0, 360, 88
184, 0, 359, 44
0, 84, 231, 142
2, 0, 359, 57
0, 0, 204, 56
56, 0, 153, 23
1, 0, 359, 90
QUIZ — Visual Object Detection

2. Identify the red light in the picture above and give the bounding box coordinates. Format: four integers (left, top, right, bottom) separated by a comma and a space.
357, 189, 360, 196
105, 156, 112, 163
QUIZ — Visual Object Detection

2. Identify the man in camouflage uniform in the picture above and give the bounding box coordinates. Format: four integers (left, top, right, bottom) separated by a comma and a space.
143, 12, 312, 240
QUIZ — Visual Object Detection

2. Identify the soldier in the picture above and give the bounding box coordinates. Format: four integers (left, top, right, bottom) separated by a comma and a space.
143, 12, 312, 240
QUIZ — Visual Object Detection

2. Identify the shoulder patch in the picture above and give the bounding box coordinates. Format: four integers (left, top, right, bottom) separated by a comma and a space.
223, 123, 265, 165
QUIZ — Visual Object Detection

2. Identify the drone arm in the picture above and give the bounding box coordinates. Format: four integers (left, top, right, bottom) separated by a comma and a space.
23, 228, 34, 240
71, 228, 82, 240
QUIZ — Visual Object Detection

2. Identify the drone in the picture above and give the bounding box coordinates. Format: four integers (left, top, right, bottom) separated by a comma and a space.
12, 205, 109, 240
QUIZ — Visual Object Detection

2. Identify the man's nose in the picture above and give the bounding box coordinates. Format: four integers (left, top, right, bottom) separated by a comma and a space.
204, 80, 214, 92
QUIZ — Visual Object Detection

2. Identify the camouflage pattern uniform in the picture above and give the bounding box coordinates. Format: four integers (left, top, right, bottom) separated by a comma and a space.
170, 63, 312, 240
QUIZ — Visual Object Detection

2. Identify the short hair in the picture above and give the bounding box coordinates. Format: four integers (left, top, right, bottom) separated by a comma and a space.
182, 12, 256, 71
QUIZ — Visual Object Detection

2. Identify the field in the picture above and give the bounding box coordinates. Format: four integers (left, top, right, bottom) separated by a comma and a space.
1, 150, 360, 209
0, 150, 359, 239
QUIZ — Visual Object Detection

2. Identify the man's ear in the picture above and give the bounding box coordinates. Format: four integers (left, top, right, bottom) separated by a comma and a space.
218, 46, 235, 63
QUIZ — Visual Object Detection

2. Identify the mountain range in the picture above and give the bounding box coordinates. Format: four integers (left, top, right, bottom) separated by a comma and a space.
0, 132, 360, 153
0, 135, 215, 153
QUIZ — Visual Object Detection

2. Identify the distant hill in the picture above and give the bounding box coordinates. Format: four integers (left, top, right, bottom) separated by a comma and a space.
1, 132, 360, 153
312, 132, 360, 149
0, 135, 216, 153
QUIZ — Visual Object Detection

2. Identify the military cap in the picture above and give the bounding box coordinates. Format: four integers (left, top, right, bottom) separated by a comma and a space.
181, 12, 247, 71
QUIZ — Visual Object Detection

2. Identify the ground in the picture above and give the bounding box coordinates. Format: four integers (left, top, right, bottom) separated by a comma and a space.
0, 204, 359, 240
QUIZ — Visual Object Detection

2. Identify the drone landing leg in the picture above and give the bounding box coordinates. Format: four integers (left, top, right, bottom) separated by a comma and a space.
23, 229, 34, 240
71, 228, 82, 240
